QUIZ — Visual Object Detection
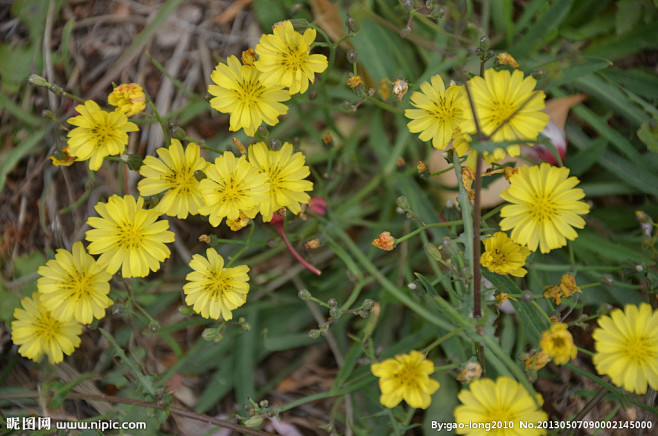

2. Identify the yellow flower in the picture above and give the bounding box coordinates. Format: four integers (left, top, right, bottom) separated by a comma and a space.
208, 56, 290, 136
496, 53, 519, 69
593, 303, 658, 394
49, 146, 76, 166
254, 21, 328, 94
371, 350, 440, 409
405, 75, 466, 149
454, 377, 547, 436
480, 232, 531, 277
183, 248, 250, 320
37, 241, 113, 324
543, 274, 581, 305
494, 292, 517, 305
198, 151, 269, 227
457, 361, 483, 383
226, 212, 250, 231
11, 292, 82, 364
524, 351, 551, 371
539, 322, 577, 365
137, 139, 208, 219
372, 231, 395, 251
461, 69, 549, 162
66, 100, 138, 170
85, 195, 175, 278
500, 163, 590, 253
247, 142, 313, 222
108, 83, 146, 116
346, 74, 362, 88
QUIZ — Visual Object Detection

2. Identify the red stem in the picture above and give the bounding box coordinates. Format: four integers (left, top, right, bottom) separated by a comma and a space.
271, 220, 322, 276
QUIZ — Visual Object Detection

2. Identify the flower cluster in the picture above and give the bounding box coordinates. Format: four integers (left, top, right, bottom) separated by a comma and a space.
209, 21, 328, 136
405, 69, 549, 163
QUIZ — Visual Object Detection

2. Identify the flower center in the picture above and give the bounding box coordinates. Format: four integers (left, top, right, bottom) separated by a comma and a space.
529, 193, 558, 222
167, 168, 196, 194
118, 222, 144, 248
35, 310, 61, 340
218, 176, 245, 202
91, 122, 115, 145
207, 270, 228, 299
489, 100, 517, 130
282, 47, 306, 70
487, 248, 506, 266
65, 272, 91, 300
236, 78, 265, 108
551, 336, 566, 349
430, 98, 457, 125
623, 336, 657, 364
395, 364, 422, 389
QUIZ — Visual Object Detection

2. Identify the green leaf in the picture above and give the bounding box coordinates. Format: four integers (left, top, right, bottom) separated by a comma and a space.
0, 129, 46, 193
481, 270, 548, 343
0, 284, 22, 323
0, 45, 35, 94
549, 57, 612, 87
511, 0, 574, 57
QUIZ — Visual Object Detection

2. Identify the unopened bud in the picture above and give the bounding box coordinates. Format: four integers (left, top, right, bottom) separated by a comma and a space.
307, 89, 318, 100
521, 290, 534, 302
269, 138, 281, 149
600, 275, 614, 286
120, 153, 144, 171
298, 289, 312, 301
244, 415, 264, 428
424, 243, 443, 261
259, 399, 269, 408
532, 69, 546, 80
342, 100, 357, 113
401, 0, 414, 12
256, 125, 269, 139
346, 50, 359, 64
169, 124, 187, 141
362, 299, 374, 310
441, 237, 459, 257
345, 16, 360, 33
358, 310, 369, 318
396, 195, 411, 211
308, 329, 321, 339
202, 328, 224, 342
328, 298, 338, 307
29, 74, 49, 87
479, 36, 490, 51
400, 25, 412, 38
194, 170, 207, 181
178, 306, 195, 316
329, 307, 341, 319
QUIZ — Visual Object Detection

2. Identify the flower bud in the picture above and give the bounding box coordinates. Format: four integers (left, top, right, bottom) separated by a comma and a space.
308, 329, 321, 339
244, 415, 264, 428
396, 195, 411, 211
120, 153, 144, 171
178, 306, 196, 316
479, 36, 490, 51
600, 275, 614, 286
345, 16, 360, 33
329, 307, 341, 319
400, 25, 412, 38
328, 298, 338, 307
362, 299, 374, 310
521, 290, 534, 302
298, 289, 312, 301
28, 74, 49, 87
346, 50, 359, 64
194, 170, 207, 181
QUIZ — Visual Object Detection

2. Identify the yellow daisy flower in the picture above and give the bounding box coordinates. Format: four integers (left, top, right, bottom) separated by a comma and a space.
37, 241, 113, 324
371, 350, 440, 409
480, 232, 531, 277
461, 69, 549, 162
138, 139, 208, 219
85, 195, 175, 278
593, 303, 658, 394
247, 142, 313, 222
539, 322, 577, 365
405, 75, 466, 149
208, 55, 291, 136
500, 163, 590, 254
454, 377, 548, 436
11, 292, 82, 364
108, 83, 146, 117
198, 151, 269, 227
66, 100, 139, 171
183, 247, 250, 320
254, 20, 328, 95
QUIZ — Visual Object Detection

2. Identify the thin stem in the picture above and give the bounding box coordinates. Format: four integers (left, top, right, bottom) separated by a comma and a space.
365, 95, 403, 114
422, 327, 465, 353
472, 154, 483, 318
146, 95, 170, 146
395, 219, 463, 244
271, 219, 321, 276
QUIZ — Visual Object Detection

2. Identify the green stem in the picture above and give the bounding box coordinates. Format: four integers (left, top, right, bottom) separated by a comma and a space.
396, 219, 463, 244
422, 328, 465, 354
146, 95, 170, 145
365, 96, 403, 114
